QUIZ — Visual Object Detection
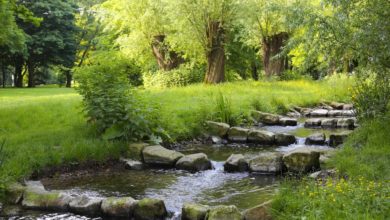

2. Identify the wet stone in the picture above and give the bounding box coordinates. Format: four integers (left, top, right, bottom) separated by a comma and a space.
182, 203, 210, 220
69, 195, 103, 216
224, 154, 249, 172
279, 117, 298, 126
206, 205, 242, 220
275, 133, 296, 146
321, 118, 337, 128
101, 197, 137, 218
337, 118, 356, 129
175, 153, 212, 172
305, 133, 326, 145
247, 129, 275, 145
304, 118, 322, 127
249, 152, 284, 173
5, 182, 25, 204
283, 147, 321, 173
22, 189, 73, 211
142, 145, 184, 167
120, 158, 143, 170
227, 127, 249, 143
205, 121, 230, 137
329, 132, 351, 147
133, 198, 167, 220
309, 109, 328, 117
251, 111, 280, 125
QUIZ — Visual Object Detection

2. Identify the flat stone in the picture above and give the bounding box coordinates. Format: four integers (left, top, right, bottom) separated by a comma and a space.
329, 132, 351, 147
304, 118, 322, 127
309, 109, 328, 117
176, 153, 212, 172
337, 118, 356, 129
343, 104, 354, 110
321, 118, 337, 128
251, 111, 280, 125
243, 200, 273, 220
279, 117, 298, 126
329, 102, 345, 110
305, 133, 326, 145
142, 145, 184, 167
182, 203, 209, 220
328, 110, 344, 117
101, 197, 137, 218
69, 195, 103, 216
206, 205, 242, 220
249, 152, 284, 173
286, 111, 301, 118
341, 110, 355, 117
205, 121, 230, 137
22, 189, 73, 211
210, 136, 223, 144
120, 158, 143, 170
133, 198, 167, 220
224, 154, 248, 172
227, 127, 249, 142
283, 148, 320, 173
247, 129, 275, 145
275, 133, 296, 146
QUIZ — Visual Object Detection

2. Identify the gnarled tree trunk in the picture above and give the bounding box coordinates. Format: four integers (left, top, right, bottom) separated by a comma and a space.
151, 35, 184, 71
262, 32, 288, 77
204, 21, 225, 84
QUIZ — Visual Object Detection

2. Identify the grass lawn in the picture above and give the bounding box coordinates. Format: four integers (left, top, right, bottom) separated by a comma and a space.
0, 77, 353, 192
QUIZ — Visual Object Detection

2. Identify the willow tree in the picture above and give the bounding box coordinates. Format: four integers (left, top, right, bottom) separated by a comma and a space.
242, 0, 295, 77
171, 0, 238, 84
99, 0, 183, 71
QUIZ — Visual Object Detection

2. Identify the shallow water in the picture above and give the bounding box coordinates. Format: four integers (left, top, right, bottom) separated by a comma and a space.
2, 119, 351, 219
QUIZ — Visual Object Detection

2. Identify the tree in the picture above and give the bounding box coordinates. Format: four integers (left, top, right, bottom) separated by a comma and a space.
17, 0, 78, 87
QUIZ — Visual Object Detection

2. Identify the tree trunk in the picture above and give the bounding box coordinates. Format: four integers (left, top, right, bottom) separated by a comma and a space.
27, 61, 35, 88
151, 35, 184, 71
251, 61, 258, 81
262, 32, 288, 77
1, 63, 6, 88
14, 57, 23, 88
204, 21, 225, 84
65, 70, 72, 88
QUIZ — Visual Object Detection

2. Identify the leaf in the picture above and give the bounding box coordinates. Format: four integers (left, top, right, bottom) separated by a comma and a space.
102, 124, 124, 140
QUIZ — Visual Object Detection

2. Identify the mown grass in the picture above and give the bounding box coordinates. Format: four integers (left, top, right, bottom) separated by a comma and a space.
0, 76, 353, 193
272, 112, 390, 219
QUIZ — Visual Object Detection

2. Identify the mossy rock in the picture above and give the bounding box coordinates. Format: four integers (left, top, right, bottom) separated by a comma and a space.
205, 121, 230, 137
206, 205, 243, 220
224, 154, 248, 172
142, 145, 184, 167
176, 153, 212, 172
182, 203, 210, 220
227, 127, 249, 142
128, 142, 150, 160
69, 195, 103, 216
133, 198, 167, 220
101, 197, 137, 217
22, 189, 73, 211
283, 147, 320, 173
5, 183, 25, 204
249, 152, 284, 173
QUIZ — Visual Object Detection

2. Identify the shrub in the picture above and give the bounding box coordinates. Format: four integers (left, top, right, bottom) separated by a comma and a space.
75, 55, 159, 141
143, 63, 204, 88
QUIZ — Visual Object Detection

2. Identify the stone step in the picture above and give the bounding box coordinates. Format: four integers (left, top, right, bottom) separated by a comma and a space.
304, 117, 357, 129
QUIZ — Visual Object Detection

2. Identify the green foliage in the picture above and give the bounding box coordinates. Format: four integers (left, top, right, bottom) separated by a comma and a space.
272, 178, 389, 219
213, 93, 235, 125
75, 54, 157, 141
279, 70, 306, 81
143, 64, 204, 88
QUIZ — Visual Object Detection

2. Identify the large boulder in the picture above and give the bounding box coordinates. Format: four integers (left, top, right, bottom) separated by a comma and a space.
120, 158, 143, 170
337, 118, 356, 129
133, 198, 167, 220
304, 118, 322, 127
247, 129, 275, 145
22, 189, 73, 211
142, 145, 184, 167
101, 197, 137, 218
243, 200, 272, 220
305, 133, 326, 145
224, 154, 248, 172
206, 205, 242, 220
176, 153, 212, 172
128, 142, 150, 160
69, 195, 103, 216
329, 132, 350, 147
309, 109, 328, 117
251, 111, 280, 125
275, 133, 296, 146
321, 118, 337, 128
182, 203, 210, 220
249, 152, 284, 173
283, 148, 320, 173
206, 121, 230, 137
228, 127, 249, 142
5, 183, 25, 204
279, 117, 298, 126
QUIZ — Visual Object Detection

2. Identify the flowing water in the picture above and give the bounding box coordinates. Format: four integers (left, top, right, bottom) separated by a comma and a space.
1, 119, 352, 220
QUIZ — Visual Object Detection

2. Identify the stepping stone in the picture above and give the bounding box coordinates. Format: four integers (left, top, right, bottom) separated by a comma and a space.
22, 189, 73, 211
304, 118, 322, 127
205, 121, 230, 137
69, 195, 103, 216
120, 158, 143, 170
206, 205, 242, 220
328, 110, 343, 117
142, 145, 184, 167
251, 111, 280, 125
275, 133, 296, 146
341, 110, 355, 117
309, 109, 328, 117
329, 132, 351, 147
321, 118, 337, 128
330, 102, 345, 110
247, 129, 275, 145
224, 154, 248, 172
227, 127, 249, 142
337, 118, 356, 129
101, 197, 137, 218
133, 198, 167, 220
176, 153, 212, 172
283, 147, 320, 173
5, 183, 25, 204
305, 133, 326, 145
343, 104, 354, 110
279, 117, 298, 126
248, 152, 284, 173
182, 203, 209, 220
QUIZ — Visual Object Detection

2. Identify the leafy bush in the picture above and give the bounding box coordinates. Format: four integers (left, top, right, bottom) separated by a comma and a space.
279, 70, 306, 81
75, 55, 159, 141
143, 63, 204, 88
